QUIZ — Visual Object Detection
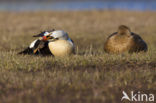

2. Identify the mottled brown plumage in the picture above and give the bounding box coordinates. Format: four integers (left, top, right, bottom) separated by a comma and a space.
104, 25, 148, 54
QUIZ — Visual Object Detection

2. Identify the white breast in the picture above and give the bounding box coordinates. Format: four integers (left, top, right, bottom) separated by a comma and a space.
48, 40, 74, 57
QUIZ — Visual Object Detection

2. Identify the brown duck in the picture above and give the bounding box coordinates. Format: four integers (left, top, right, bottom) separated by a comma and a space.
104, 25, 148, 53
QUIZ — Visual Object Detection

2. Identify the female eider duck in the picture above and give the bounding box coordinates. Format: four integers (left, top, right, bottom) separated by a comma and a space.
104, 25, 148, 54
19, 30, 75, 57
42, 30, 75, 57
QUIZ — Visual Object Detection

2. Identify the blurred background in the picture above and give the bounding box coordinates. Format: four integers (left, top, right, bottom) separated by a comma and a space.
0, 0, 156, 11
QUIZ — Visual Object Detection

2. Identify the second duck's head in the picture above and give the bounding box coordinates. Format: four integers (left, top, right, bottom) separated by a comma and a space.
33, 29, 55, 37
42, 30, 69, 42
118, 25, 131, 36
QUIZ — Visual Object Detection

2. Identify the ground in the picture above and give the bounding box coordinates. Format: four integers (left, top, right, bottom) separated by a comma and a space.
0, 10, 155, 103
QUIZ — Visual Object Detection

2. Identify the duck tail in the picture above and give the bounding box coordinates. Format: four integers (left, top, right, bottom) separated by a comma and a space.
18, 47, 34, 55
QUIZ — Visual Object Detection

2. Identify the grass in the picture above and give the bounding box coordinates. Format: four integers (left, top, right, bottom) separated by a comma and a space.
0, 10, 156, 103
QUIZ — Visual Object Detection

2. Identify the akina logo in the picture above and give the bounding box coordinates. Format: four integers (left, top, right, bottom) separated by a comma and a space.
121, 91, 154, 102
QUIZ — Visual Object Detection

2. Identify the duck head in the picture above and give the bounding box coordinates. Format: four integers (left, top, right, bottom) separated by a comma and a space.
118, 25, 131, 36
42, 30, 69, 42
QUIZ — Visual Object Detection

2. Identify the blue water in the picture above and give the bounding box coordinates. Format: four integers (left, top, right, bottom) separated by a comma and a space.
0, 1, 156, 11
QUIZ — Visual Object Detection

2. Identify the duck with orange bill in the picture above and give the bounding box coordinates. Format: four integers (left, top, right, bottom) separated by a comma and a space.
18, 30, 75, 57
42, 30, 75, 57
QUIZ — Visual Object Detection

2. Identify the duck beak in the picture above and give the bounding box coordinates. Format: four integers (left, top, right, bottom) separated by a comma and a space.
42, 36, 48, 41
42, 35, 54, 41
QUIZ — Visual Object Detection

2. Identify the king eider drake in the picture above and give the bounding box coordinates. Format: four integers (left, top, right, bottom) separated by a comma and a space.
104, 25, 148, 54
18, 30, 75, 57
42, 30, 75, 57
